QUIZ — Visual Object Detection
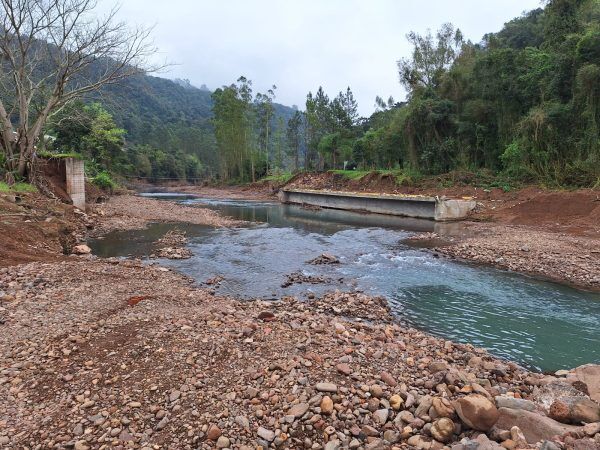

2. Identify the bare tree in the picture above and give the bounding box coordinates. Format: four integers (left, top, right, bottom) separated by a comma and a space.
0, 0, 158, 181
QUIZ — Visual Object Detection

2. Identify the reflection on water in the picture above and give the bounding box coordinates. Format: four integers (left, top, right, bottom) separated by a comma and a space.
89, 195, 600, 372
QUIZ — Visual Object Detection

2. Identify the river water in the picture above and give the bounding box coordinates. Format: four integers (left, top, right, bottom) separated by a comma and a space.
90, 194, 600, 372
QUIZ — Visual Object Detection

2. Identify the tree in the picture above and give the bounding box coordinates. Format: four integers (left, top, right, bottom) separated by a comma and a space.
0, 0, 157, 182
255, 85, 276, 172
397, 23, 463, 92
286, 110, 303, 170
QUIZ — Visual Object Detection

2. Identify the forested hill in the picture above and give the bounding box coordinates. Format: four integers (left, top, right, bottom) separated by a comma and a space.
63, 74, 298, 182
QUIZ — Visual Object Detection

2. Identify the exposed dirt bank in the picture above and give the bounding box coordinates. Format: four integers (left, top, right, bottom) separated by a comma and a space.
1, 259, 599, 449
0, 192, 90, 267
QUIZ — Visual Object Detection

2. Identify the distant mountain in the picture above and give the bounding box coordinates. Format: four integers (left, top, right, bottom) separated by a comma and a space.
94, 74, 297, 173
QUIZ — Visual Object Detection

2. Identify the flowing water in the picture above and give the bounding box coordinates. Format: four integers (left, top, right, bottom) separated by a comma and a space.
90, 195, 600, 372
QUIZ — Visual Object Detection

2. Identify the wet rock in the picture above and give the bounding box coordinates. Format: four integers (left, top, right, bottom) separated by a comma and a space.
496, 407, 583, 444
308, 253, 340, 265
454, 394, 499, 431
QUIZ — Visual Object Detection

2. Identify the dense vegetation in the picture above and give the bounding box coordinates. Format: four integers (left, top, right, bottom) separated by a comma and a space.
37, 75, 295, 184
297, 0, 600, 187
9, 0, 599, 188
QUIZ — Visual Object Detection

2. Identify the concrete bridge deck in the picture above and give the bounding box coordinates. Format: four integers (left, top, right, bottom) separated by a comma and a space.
277, 189, 476, 221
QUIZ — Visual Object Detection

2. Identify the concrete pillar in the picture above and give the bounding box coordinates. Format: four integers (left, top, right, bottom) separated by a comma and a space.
65, 158, 85, 210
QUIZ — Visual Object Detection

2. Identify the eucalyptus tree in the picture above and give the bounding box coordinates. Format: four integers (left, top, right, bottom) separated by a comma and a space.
0, 0, 157, 182
286, 110, 303, 170
255, 85, 276, 172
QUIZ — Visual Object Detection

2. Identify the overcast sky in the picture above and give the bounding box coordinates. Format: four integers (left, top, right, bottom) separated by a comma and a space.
100, 0, 541, 116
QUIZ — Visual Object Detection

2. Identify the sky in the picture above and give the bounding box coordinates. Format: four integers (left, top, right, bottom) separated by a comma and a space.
99, 0, 542, 116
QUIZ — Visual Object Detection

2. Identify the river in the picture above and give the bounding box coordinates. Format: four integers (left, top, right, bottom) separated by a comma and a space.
90, 194, 600, 372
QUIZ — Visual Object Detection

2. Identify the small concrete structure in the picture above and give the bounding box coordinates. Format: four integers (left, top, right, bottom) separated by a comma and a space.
278, 189, 476, 221
65, 158, 86, 210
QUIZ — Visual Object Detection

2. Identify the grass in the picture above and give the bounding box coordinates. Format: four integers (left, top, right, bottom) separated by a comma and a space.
329, 169, 370, 180
331, 169, 422, 186
261, 171, 295, 184
37, 151, 82, 159
0, 181, 38, 193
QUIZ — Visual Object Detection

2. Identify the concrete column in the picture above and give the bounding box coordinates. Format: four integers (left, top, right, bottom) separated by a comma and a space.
65, 158, 85, 210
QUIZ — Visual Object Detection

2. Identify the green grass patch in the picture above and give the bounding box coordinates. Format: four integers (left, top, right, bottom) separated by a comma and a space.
330, 169, 371, 180
261, 171, 295, 184
0, 181, 38, 193
37, 151, 82, 159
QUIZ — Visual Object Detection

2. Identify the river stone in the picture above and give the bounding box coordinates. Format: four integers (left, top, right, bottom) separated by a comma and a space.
316, 382, 338, 393
216, 436, 230, 448
549, 397, 600, 424
207, 424, 222, 440
574, 365, 600, 403
72, 244, 91, 255
288, 402, 310, 418
432, 397, 455, 418
454, 394, 499, 431
496, 407, 583, 444
257, 426, 275, 442
320, 396, 334, 415
380, 371, 397, 387
495, 396, 536, 412
430, 417, 455, 443
373, 408, 389, 425
390, 394, 404, 411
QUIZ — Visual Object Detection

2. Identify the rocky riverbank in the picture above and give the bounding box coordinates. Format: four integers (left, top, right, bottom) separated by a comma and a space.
90, 194, 240, 236
1, 258, 599, 450
425, 223, 600, 292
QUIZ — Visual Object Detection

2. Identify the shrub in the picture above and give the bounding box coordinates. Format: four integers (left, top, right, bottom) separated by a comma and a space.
92, 171, 116, 191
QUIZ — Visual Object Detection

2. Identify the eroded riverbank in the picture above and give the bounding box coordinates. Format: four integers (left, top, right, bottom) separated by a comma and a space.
1, 190, 600, 449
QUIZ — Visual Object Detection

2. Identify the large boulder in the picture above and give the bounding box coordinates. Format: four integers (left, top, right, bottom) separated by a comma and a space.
453, 394, 499, 431
549, 397, 600, 424
496, 407, 583, 444
574, 365, 600, 404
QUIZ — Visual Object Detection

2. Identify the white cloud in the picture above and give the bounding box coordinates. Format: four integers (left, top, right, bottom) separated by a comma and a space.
101, 0, 541, 115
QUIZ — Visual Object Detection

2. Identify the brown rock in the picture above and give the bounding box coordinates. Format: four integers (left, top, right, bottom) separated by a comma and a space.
336, 363, 352, 375
454, 394, 499, 431
496, 407, 583, 444
549, 398, 600, 424
287, 402, 310, 418
432, 397, 455, 418
207, 424, 222, 440
380, 371, 397, 387
574, 365, 600, 403
320, 396, 334, 415
430, 418, 455, 443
